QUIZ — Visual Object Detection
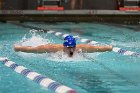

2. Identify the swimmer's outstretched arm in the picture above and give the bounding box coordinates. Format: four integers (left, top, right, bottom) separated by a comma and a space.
77, 44, 113, 52
14, 45, 46, 53
14, 44, 63, 53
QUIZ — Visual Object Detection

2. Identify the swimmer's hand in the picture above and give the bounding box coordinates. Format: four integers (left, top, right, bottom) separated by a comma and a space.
13, 44, 38, 53
14, 44, 31, 52
14, 44, 21, 52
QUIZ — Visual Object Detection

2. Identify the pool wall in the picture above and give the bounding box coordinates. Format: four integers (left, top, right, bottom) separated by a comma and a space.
0, 10, 140, 24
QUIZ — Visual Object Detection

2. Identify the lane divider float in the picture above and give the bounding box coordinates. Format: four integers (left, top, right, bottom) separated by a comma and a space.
0, 57, 76, 93
45, 30, 140, 58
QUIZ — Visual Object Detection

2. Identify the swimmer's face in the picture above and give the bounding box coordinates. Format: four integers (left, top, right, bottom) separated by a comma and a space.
63, 46, 76, 57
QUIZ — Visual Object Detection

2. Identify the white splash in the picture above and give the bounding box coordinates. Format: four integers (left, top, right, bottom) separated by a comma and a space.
18, 29, 52, 47
47, 51, 100, 62
21, 35, 51, 47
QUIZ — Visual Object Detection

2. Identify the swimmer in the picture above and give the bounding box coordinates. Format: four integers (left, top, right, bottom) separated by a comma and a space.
14, 35, 112, 57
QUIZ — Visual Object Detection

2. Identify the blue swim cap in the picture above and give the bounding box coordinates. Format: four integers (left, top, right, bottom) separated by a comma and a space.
63, 35, 76, 47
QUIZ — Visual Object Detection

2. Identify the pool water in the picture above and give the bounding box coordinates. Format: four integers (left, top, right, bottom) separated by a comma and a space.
0, 22, 140, 93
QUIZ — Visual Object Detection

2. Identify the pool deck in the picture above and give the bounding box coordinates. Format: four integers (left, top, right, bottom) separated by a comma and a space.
0, 10, 140, 24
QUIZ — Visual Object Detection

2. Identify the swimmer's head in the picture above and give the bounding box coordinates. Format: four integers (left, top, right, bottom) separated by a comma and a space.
63, 35, 76, 57
63, 35, 76, 47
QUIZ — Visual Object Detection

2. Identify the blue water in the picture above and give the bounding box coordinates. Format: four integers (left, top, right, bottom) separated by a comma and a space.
0, 22, 140, 93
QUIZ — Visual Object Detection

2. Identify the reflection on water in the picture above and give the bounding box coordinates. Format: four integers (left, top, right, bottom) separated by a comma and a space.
17, 50, 100, 63
47, 51, 100, 62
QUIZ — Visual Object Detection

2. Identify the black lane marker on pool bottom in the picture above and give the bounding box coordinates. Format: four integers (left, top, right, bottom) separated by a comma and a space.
82, 54, 138, 86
